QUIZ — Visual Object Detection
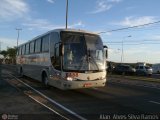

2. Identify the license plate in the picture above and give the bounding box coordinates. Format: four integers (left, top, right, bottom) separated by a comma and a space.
84, 83, 92, 87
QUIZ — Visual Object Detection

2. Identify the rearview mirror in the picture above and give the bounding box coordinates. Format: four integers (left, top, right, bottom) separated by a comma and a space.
59, 43, 64, 56
103, 45, 108, 59
105, 49, 108, 58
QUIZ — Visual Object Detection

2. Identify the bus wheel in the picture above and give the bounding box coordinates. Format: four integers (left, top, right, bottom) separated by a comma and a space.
42, 73, 49, 87
19, 67, 23, 78
122, 72, 125, 76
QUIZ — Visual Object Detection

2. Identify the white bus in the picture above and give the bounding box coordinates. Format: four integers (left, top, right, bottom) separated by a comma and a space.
16, 29, 107, 90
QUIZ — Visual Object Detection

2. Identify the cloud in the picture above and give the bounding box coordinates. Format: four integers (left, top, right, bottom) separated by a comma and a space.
108, 45, 160, 63
22, 19, 85, 31
0, 0, 29, 21
89, 0, 122, 14
152, 35, 160, 40
0, 37, 26, 50
107, 0, 122, 3
90, 1, 112, 14
22, 19, 59, 31
123, 46, 160, 63
125, 6, 136, 10
70, 21, 85, 28
114, 16, 157, 27
47, 0, 55, 4
108, 48, 117, 53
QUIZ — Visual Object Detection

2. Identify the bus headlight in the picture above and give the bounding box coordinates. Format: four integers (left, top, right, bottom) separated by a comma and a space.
66, 77, 77, 81
66, 77, 73, 81
66, 73, 78, 81
99, 75, 106, 80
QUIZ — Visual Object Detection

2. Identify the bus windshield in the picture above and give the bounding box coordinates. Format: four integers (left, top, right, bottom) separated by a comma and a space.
61, 31, 105, 72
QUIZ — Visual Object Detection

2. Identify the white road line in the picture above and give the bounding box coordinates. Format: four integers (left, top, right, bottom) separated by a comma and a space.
149, 101, 160, 105
9, 73, 87, 120
26, 93, 69, 120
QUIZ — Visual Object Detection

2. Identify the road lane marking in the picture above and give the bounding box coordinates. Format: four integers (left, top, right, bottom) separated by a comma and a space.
26, 93, 69, 120
149, 101, 160, 105
5, 76, 69, 120
9, 73, 87, 120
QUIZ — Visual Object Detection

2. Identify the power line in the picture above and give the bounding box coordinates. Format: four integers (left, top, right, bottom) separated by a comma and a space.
107, 42, 160, 45
99, 20, 160, 34
104, 39, 160, 45
117, 26, 160, 33
105, 39, 160, 43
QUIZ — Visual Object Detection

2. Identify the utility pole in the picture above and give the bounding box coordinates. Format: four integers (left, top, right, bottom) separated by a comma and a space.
16, 28, 22, 48
121, 35, 131, 63
66, 0, 68, 29
121, 39, 124, 63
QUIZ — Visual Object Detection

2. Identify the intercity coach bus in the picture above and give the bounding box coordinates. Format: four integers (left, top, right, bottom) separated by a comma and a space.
16, 29, 107, 90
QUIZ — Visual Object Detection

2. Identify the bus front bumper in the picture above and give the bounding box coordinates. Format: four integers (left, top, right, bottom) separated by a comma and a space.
49, 78, 107, 90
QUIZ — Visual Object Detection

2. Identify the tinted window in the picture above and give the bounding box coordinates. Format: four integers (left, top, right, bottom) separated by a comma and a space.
35, 38, 41, 53
30, 41, 35, 53
51, 32, 59, 44
50, 32, 59, 57
124, 66, 129, 69
42, 35, 49, 52
25, 43, 29, 54
140, 66, 143, 69
19, 47, 22, 55
22, 45, 25, 55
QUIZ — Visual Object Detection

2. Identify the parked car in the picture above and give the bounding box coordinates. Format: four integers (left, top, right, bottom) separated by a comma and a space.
113, 64, 136, 75
107, 62, 115, 73
152, 63, 160, 74
135, 65, 152, 76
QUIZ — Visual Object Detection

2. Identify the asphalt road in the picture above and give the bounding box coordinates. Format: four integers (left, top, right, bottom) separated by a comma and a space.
0, 65, 160, 120
0, 66, 67, 120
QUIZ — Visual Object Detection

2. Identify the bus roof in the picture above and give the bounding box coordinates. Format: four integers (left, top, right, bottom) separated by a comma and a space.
18, 29, 99, 47
53, 29, 98, 35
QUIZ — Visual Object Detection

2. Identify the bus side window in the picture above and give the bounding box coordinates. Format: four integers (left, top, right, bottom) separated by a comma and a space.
25, 43, 30, 54
50, 32, 59, 57
35, 38, 41, 53
50, 32, 61, 70
42, 35, 49, 52
22, 45, 26, 55
54, 44, 61, 70
19, 46, 22, 55
29, 41, 35, 54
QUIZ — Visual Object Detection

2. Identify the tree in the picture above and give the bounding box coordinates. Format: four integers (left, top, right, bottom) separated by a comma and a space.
0, 50, 8, 58
7, 47, 16, 59
0, 47, 17, 64
7, 47, 17, 64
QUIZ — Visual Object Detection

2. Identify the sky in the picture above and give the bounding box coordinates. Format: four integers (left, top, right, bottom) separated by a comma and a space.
0, 0, 160, 63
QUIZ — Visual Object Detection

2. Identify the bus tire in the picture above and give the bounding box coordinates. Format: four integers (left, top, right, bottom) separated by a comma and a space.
122, 72, 125, 76
19, 67, 24, 78
42, 72, 50, 88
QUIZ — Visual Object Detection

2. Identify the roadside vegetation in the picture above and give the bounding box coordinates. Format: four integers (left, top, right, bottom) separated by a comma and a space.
0, 47, 17, 64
